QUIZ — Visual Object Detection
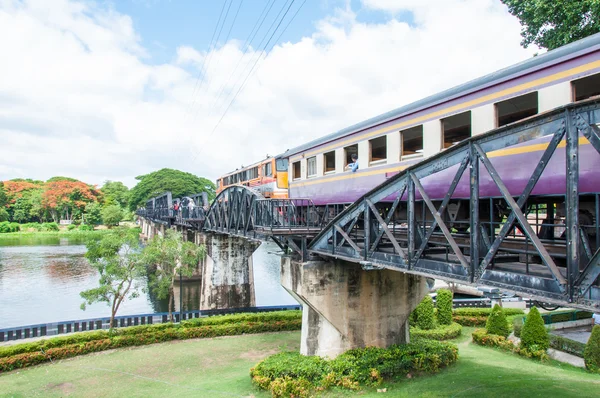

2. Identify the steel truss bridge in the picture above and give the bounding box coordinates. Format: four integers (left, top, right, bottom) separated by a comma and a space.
137, 100, 600, 311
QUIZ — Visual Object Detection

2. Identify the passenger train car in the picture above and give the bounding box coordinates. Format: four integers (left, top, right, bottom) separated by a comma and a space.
216, 155, 289, 198
216, 33, 600, 229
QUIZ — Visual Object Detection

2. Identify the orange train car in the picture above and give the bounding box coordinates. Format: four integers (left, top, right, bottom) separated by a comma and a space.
216, 155, 289, 198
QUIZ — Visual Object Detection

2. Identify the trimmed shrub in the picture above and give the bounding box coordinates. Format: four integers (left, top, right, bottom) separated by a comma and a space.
411, 322, 462, 340
453, 308, 524, 317
472, 328, 548, 361
550, 334, 586, 358
520, 307, 549, 351
436, 289, 453, 325
250, 340, 458, 396
486, 304, 510, 337
416, 295, 436, 330
584, 325, 600, 373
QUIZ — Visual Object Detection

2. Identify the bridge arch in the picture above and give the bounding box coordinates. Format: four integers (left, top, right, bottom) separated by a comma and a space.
203, 185, 264, 237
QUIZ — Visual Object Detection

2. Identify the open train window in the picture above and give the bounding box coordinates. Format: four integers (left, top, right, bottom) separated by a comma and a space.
401, 125, 424, 159
496, 92, 538, 127
442, 111, 471, 149
572, 73, 600, 101
344, 144, 358, 167
292, 161, 301, 180
324, 151, 335, 174
307, 156, 317, 178
369, 136, 387, 165
263, 162, 272, 177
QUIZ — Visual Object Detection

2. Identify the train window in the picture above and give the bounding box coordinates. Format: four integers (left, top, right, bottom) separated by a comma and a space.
249, 167, 258, 180
264, 162, 273, 177
324, 151, 335, 173
344, 144, 358, 167
276, 158, 288, 171
292, 161, 301, 180
495, 92, 538, 127
442, 111, 471, 149
401, 125, 424, 159
572, 73, 600, 101
369, 136, 387, 164
307, 156, 317, 178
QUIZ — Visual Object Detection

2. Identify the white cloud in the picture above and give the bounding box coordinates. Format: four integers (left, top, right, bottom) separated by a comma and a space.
0, 0, 537, 188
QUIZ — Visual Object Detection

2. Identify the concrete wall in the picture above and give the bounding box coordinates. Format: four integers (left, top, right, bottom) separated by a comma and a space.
281, 256, 429, 358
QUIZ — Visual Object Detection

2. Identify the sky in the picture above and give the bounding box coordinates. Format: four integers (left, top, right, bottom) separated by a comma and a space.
0, 0, 538, 188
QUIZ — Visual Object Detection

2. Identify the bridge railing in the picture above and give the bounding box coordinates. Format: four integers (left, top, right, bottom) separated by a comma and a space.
254, 198, 322, 235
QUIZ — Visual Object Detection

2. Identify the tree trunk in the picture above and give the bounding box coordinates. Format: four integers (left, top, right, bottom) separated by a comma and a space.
168, 287, 174, 322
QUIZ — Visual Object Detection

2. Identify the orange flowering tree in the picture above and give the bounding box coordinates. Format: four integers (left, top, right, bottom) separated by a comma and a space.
42, 181, 102, 222
2, 180, 45, 222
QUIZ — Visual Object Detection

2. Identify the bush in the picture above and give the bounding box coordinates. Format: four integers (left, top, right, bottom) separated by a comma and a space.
20, 223, 42, 231
472, 328, 548, 361
520, 307, 549, 351
250, 340, 458, 396
0, 221, 20, 233
486, 304, 510, 337
416, 295, 436, 330
0, 208, 8, 222
67, 224, 77, 230
40, 222, 59, 231
78, 224, 94, 231
453, 308, 524, 317
436, 289, 453, 325
411, 322, 462, 340
584, 325, 600, 373
102, 205, 124, 226
513, 317, 524, 337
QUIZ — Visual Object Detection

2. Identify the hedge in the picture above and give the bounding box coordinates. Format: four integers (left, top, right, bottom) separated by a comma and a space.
452, 307, 524, 327
549, 334, 586, 358
0, 311, 302, 368
250, 339, 459, 397
410, 322, 462, 340
472, 328, 548, 361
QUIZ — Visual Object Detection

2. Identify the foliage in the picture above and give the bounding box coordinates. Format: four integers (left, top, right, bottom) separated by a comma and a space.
472, 328, 548, 361
411, 322, 462, 340
0, 181, 6, 208
180, 310, 301, 328
0, 314, 302, 372
0, 222, 20, 233
513, 316, 524, 337
47, 176, 79, 182
486, 304, 510, 337
250, 340, 458, 396
584, 325, 600, 373
549, 334, 586, 358
453, 307, 525, 316
43, 180, 101, 222
0, 208, 9, 222
520, 307, 549, 351
40, 222, 59, 231
80, 229, 146, 328
128, 168, 215, 211
79, 224, 94, 231
142, 230, 206, 321
84, 202, 102, 225
501, 0, 600, 50
436, 289, 453, 325
101, 181, 130, 208
415, 295, 436, 330
101, 205, 123, 226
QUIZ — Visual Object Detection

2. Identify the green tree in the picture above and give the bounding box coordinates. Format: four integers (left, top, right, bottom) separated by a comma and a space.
80, 229, 146, 328
584, 325, 600, 373
85, 202, 103, 225
0, 181, 6, 208
502, 0, 600, 50
102, 205, 124, 226
142, 230, 206, 321
415, 295, 436, 330
485, 304, 510, 337
436, 289, 453, 326
129, 168, 215, 211
101, 181, 130, 208
0, 208, 8, 222
47, 176, 79, 182
520, 306, 549, 351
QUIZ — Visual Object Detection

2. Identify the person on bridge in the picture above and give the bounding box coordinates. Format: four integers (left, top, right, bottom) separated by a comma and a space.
345, 153, 359, 173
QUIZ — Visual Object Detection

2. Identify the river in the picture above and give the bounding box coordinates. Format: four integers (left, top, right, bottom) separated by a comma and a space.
0, 236, 297, 329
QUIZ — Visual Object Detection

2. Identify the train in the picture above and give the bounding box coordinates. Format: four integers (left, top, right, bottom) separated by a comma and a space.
216, 155, 289, 199
216, 32, 600, 234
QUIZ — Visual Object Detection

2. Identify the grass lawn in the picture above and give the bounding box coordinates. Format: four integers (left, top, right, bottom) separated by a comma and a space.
1, 329, 599, 397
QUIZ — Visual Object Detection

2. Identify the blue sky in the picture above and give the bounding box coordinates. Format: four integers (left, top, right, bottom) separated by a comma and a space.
107, 0, 405, 65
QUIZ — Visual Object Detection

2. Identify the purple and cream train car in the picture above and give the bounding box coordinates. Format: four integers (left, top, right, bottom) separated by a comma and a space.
283, 32, 600, 224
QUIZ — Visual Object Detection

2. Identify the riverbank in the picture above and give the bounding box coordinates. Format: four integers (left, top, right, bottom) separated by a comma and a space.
0, 230, 109, 239
1, 329, 598, 397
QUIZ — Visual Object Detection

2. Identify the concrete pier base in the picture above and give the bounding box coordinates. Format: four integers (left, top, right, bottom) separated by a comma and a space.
199, 233, 259, 310
281, 256, 429, 358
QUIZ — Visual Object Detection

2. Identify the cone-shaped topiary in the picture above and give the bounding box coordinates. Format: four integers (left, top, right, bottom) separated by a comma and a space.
436, 289, 453, 325
584, 325, 600, 373
520, 306, 549, 351
416, 295, 436, 330
485, 304, 510, 337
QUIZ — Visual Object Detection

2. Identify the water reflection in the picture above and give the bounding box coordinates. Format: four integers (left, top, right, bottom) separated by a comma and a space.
0, 237, 297, 328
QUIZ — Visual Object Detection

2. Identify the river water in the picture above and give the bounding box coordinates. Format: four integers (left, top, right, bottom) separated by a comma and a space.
0, 236, 297, 329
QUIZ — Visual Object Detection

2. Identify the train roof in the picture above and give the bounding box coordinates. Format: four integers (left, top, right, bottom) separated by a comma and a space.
284, 32, 600, 158
219, 156, 274, 178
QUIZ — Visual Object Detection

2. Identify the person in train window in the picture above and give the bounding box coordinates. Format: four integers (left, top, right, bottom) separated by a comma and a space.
345, 153, 359, 172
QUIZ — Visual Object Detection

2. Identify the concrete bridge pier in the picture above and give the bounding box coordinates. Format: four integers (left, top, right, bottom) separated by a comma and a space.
281, 257, 429, 358
196, 232, 259, 310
